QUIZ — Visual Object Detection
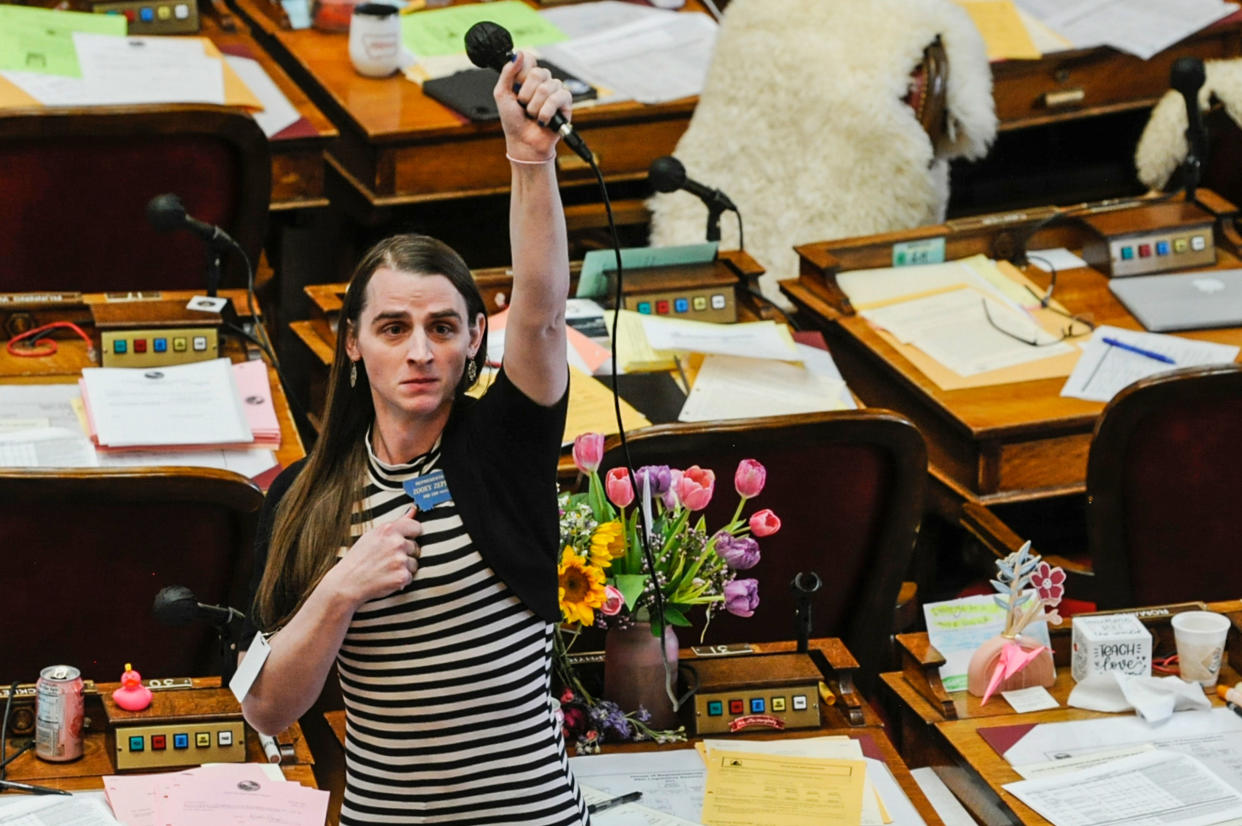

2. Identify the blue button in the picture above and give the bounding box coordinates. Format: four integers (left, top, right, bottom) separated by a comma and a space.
749, 698, 765, 714
114, 339, 128, 354
153, 337, 168, 352
637, 301, 652, 314
172, 733, 189, 749
1155, 241, 1170, 256
707, 700, 723, 716
129, 735, 144, 752
1120, 246, 1134, 260
139, 6, 154, 21
674, 298, 689, 313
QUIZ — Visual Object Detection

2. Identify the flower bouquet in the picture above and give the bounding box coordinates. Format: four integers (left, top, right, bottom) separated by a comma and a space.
966, 541, 1064, 704
552, 432, 781, 746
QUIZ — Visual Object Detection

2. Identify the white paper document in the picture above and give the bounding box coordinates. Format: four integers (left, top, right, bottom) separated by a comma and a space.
223, 55, 298, 137
0, 426, 98, 468
1016, 0, 1236, 60
639, 317, 798, 361
569, 749, 707, 824
581, 784, 700, 826
0, 792, 118, 824
540, 12, 717, 104
0, 384, 86, 431
678, 354, 848, 422
1003, 750, 1242, 826
1000, 707, 1242, 795
539, 0, 672, 39
861, 288, 1075, 376
81, 357, 252, 448
4, 34, 226, 106
1059, 325, 1240, 402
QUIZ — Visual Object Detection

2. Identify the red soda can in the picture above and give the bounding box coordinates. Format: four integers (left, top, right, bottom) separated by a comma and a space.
35, 665, 84, 762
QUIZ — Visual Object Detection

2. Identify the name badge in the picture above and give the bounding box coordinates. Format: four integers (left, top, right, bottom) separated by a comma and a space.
404, 469, 452, 509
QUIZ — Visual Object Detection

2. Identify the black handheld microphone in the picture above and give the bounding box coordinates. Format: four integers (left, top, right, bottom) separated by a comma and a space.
146, 193, 248, 298
648, 155, 737, 243
464, 21, 593, 164
152, 585, 245, 629
1171, 57, 1208, 200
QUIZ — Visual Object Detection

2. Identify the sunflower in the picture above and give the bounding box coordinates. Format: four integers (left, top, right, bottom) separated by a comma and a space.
588, 520, 626, 568
558, 547, 607, 626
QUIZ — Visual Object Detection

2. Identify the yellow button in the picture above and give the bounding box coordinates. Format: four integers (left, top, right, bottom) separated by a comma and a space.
173, 337, 187, 352
771, 696, 786, 712
1174, 238, 1188, 253
157, 5, 171, 18
195, 732, 211, 747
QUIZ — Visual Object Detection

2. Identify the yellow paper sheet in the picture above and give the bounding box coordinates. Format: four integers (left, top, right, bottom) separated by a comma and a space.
954, 0, 1041, 61
701, 750, 866, 826
604, 309, 679, 373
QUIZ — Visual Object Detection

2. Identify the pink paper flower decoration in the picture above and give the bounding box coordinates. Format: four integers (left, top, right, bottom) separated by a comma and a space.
1030, 562, 1065, 602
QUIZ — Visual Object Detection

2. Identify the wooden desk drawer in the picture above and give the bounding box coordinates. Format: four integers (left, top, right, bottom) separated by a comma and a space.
993, 27, 1242, 129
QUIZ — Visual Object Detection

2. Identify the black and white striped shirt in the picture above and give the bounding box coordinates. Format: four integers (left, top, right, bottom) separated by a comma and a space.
335, 437, 588, 825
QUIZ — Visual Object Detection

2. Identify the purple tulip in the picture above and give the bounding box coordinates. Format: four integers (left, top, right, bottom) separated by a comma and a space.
724, 578, 760, 617
715, 533, 761, 570
635, 465, 672, 497
662, 469, 683, 510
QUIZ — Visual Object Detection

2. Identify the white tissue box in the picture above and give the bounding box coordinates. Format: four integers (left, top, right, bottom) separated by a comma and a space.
1071, 614, 1152, 682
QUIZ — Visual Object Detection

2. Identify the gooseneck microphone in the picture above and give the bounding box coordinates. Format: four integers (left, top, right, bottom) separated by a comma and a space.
464, 21, 593, 164
648, 155, 739, 244
1171, 57, 1208, 202
146, 193, 247, 298
152, 585, 245, 629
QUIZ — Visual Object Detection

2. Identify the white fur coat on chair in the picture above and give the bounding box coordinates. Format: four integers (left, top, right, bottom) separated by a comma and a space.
647, 0, 997, 302
1134, 59, 1242, 190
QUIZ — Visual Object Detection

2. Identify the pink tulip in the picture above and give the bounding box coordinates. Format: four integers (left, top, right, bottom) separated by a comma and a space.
676, 466, 715, 511
572, 433, 604, 474
600, 585, 624, 616
605, 467, 634, 508
734, 459, 766, 499
749, 509, 781, 537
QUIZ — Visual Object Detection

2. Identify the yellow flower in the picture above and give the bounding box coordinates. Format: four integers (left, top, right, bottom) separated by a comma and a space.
589, 521, 626, 568
558, 547, 607, 626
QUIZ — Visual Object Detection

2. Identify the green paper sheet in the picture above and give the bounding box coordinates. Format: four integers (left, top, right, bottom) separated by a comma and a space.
0, 6, 126, 78
400, 1, 566, 59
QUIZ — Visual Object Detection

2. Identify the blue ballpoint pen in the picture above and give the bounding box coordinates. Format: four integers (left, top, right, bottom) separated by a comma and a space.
1101, 336, 1176, 365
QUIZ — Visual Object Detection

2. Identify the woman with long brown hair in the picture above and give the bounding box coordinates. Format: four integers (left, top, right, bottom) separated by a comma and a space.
239, 52, 586, 824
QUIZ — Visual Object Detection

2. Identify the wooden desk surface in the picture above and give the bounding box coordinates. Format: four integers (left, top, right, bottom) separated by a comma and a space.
780, 196, 1242, 515
3, 677, 316, 792
882, 601, 1242, 825
228, 0, 705, 211
0, 289, 305, 475
200, 13, 338, 210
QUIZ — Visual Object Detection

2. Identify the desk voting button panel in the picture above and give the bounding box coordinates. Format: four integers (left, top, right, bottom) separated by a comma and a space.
691, 652, 822, 735
1082, 202, 1217, 277
89, 0, 200, 34
104, 686, 246, 771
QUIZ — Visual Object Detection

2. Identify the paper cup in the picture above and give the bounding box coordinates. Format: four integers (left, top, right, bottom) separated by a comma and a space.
1172, 611, 1231, 688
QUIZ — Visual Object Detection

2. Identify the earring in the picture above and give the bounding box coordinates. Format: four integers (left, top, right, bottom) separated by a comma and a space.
466, 360, 478, 384
349, 361, 357, 388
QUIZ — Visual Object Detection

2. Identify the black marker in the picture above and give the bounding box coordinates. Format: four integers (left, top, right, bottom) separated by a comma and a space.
587, 790, 642, 814
0, 779, 72, 795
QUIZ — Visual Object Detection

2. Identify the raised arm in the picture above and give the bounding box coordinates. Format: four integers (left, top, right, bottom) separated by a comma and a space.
494, 52, 572, 406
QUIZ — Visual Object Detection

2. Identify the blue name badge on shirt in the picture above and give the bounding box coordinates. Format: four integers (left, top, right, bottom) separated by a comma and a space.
404, 470, 452, 509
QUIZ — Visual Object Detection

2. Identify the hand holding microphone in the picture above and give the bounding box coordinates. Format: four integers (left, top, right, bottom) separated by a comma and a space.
465, 21, 592, 164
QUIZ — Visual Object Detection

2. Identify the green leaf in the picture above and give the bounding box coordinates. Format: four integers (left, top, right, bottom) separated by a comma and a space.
614, 574, 648, 610
663, 605, 692, 627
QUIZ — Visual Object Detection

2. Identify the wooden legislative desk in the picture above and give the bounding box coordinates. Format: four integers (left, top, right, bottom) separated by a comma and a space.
324, 638, 946, 824
0, 288, 305, 475
1, 677, 316, 793
228, 0, 710, 225
880, 600, 1242, 825
779, 193, 1242, 520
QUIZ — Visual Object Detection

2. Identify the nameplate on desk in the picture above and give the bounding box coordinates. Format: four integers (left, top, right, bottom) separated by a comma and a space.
0, 292, 84, 307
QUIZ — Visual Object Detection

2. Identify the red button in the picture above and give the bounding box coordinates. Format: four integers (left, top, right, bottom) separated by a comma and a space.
728, 699, 744, 714
134, 339, 147, 353
151, 734, 166, 750
656, 300, 670, 314
1138, 244, 1151, 258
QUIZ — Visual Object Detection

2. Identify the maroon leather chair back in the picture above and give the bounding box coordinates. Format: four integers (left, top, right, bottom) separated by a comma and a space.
597, 410, 926, 687
0, 468, 263, 683
1087, 364, 1242, 608
0, 105, 269, 293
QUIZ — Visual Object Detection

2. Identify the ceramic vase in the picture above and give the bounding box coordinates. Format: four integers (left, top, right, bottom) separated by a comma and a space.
966, 633, 1056, 697
603, 622, 679, 729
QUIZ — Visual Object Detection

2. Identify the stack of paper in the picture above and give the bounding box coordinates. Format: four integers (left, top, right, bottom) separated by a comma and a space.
232, 360, 282, 447
80, 358, 256, 451
1060, 325, 1240, 402
104, 762, 328, 826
